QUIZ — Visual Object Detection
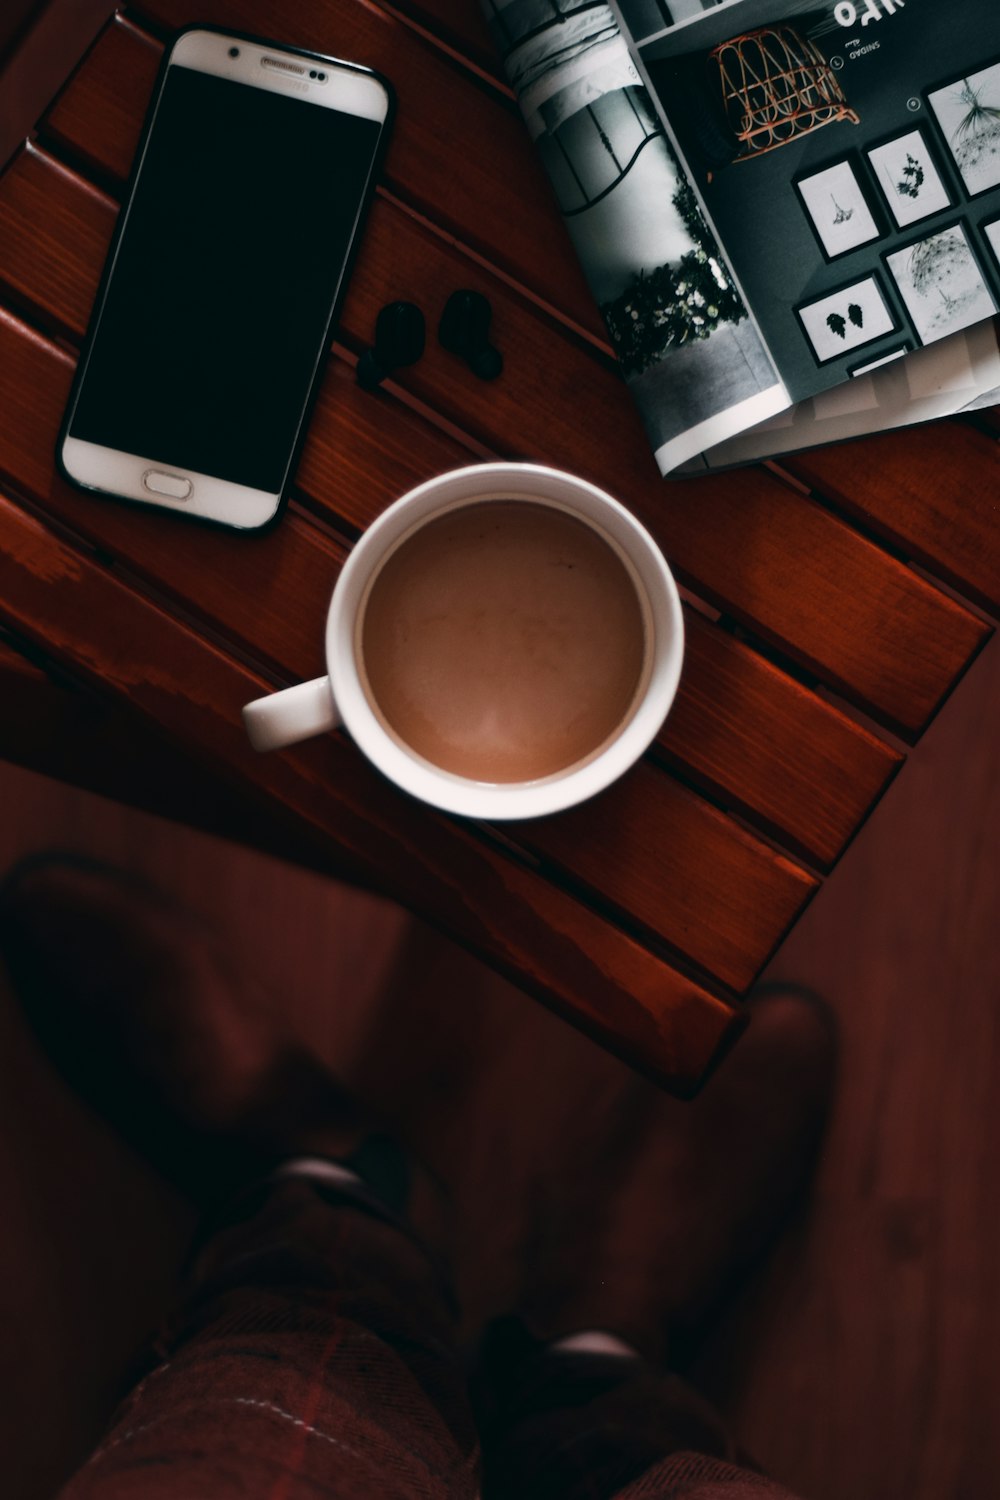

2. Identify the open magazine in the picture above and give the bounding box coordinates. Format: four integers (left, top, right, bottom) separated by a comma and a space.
484, 0, 1000, 473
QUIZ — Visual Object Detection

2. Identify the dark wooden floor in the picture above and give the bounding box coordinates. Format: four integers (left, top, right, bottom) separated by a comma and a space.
0, 635, 996, 1500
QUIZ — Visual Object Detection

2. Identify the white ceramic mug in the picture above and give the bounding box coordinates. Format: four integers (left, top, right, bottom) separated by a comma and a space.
242, 463, 684, 819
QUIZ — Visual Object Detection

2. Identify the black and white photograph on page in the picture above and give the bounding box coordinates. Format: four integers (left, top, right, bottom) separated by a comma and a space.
928, 62, 1000, 197
479, 0, 785, 474
867, 129, 952, 229
797, 276, 897, 364
797, 159, 880, 258
886, 224, 997, 344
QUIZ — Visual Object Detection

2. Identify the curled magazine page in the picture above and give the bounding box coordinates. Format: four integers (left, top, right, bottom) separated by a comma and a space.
481, 0, 789, 474
686, 319, 1000, 469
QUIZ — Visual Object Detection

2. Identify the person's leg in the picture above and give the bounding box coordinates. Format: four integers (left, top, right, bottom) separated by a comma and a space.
0, 859, 479, 1500
63, 1169, 479, 1499
2, 858, 831, 1500
479, 988, 834, 1500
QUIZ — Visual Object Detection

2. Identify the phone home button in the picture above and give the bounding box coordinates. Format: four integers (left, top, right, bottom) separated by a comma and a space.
143, 469, 193, 500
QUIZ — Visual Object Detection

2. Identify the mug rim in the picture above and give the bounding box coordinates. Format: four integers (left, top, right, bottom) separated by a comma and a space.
325, 462, 684, 820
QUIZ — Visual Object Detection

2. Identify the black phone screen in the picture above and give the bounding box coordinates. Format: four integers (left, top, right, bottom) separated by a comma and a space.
68, 64, 382, 492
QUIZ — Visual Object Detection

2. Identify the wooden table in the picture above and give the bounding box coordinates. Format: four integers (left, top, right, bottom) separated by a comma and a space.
0, 0, 996, 1095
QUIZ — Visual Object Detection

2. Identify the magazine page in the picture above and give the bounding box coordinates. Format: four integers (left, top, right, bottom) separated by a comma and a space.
481, 0, 790, 474
622, 0, 1000, 414
685, 318, 1000, 468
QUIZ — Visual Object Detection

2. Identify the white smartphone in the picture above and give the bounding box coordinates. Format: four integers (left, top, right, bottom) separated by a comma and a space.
59, 27, 392, 530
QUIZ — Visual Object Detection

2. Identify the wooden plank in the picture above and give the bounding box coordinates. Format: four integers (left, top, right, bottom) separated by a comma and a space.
0, 0, 117, 172
0, 485, 742, 1092
0, 155, 901, 870
662, 610, 901, 868
0, 304, 819, 989
0, 634, 47, 684
376, 0, 501, 78
0, 635, 369, 872
40, 13, 163, 185
783, 424, 1000, 617
511, 761, 815, 989
0, 139, 113, 338
34, 20, 991, 736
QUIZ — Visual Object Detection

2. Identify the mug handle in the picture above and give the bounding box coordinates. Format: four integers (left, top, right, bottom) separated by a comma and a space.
242, 677, 341, 752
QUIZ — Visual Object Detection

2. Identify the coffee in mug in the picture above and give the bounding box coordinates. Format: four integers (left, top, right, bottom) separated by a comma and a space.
357, 499, 649, 783
242, 463, 684, 821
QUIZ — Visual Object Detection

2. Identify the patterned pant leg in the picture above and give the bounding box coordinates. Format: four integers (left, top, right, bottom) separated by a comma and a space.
61, 1175, 480, 1500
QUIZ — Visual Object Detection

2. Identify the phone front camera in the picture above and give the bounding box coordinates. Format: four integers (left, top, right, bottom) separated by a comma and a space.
228, 46, 239, 58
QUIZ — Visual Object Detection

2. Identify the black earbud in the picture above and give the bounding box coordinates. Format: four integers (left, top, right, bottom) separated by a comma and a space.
438, 290, 503, 380
356, 301, 426, 390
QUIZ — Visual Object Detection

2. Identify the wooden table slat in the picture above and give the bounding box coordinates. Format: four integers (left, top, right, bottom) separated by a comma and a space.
0, 634, 51, 687
0, 303, 823, 990
371, 0, 501, 78
41, 14, 162, 185
661, 610, 901, 867
0, 484, 743, 1090
27, 49, 997, 734
0, 152, 902, 872
783, 425, 1000, 617
511, 760, 816, 988
0, 635, 373, 870
0, 139, 113, 338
